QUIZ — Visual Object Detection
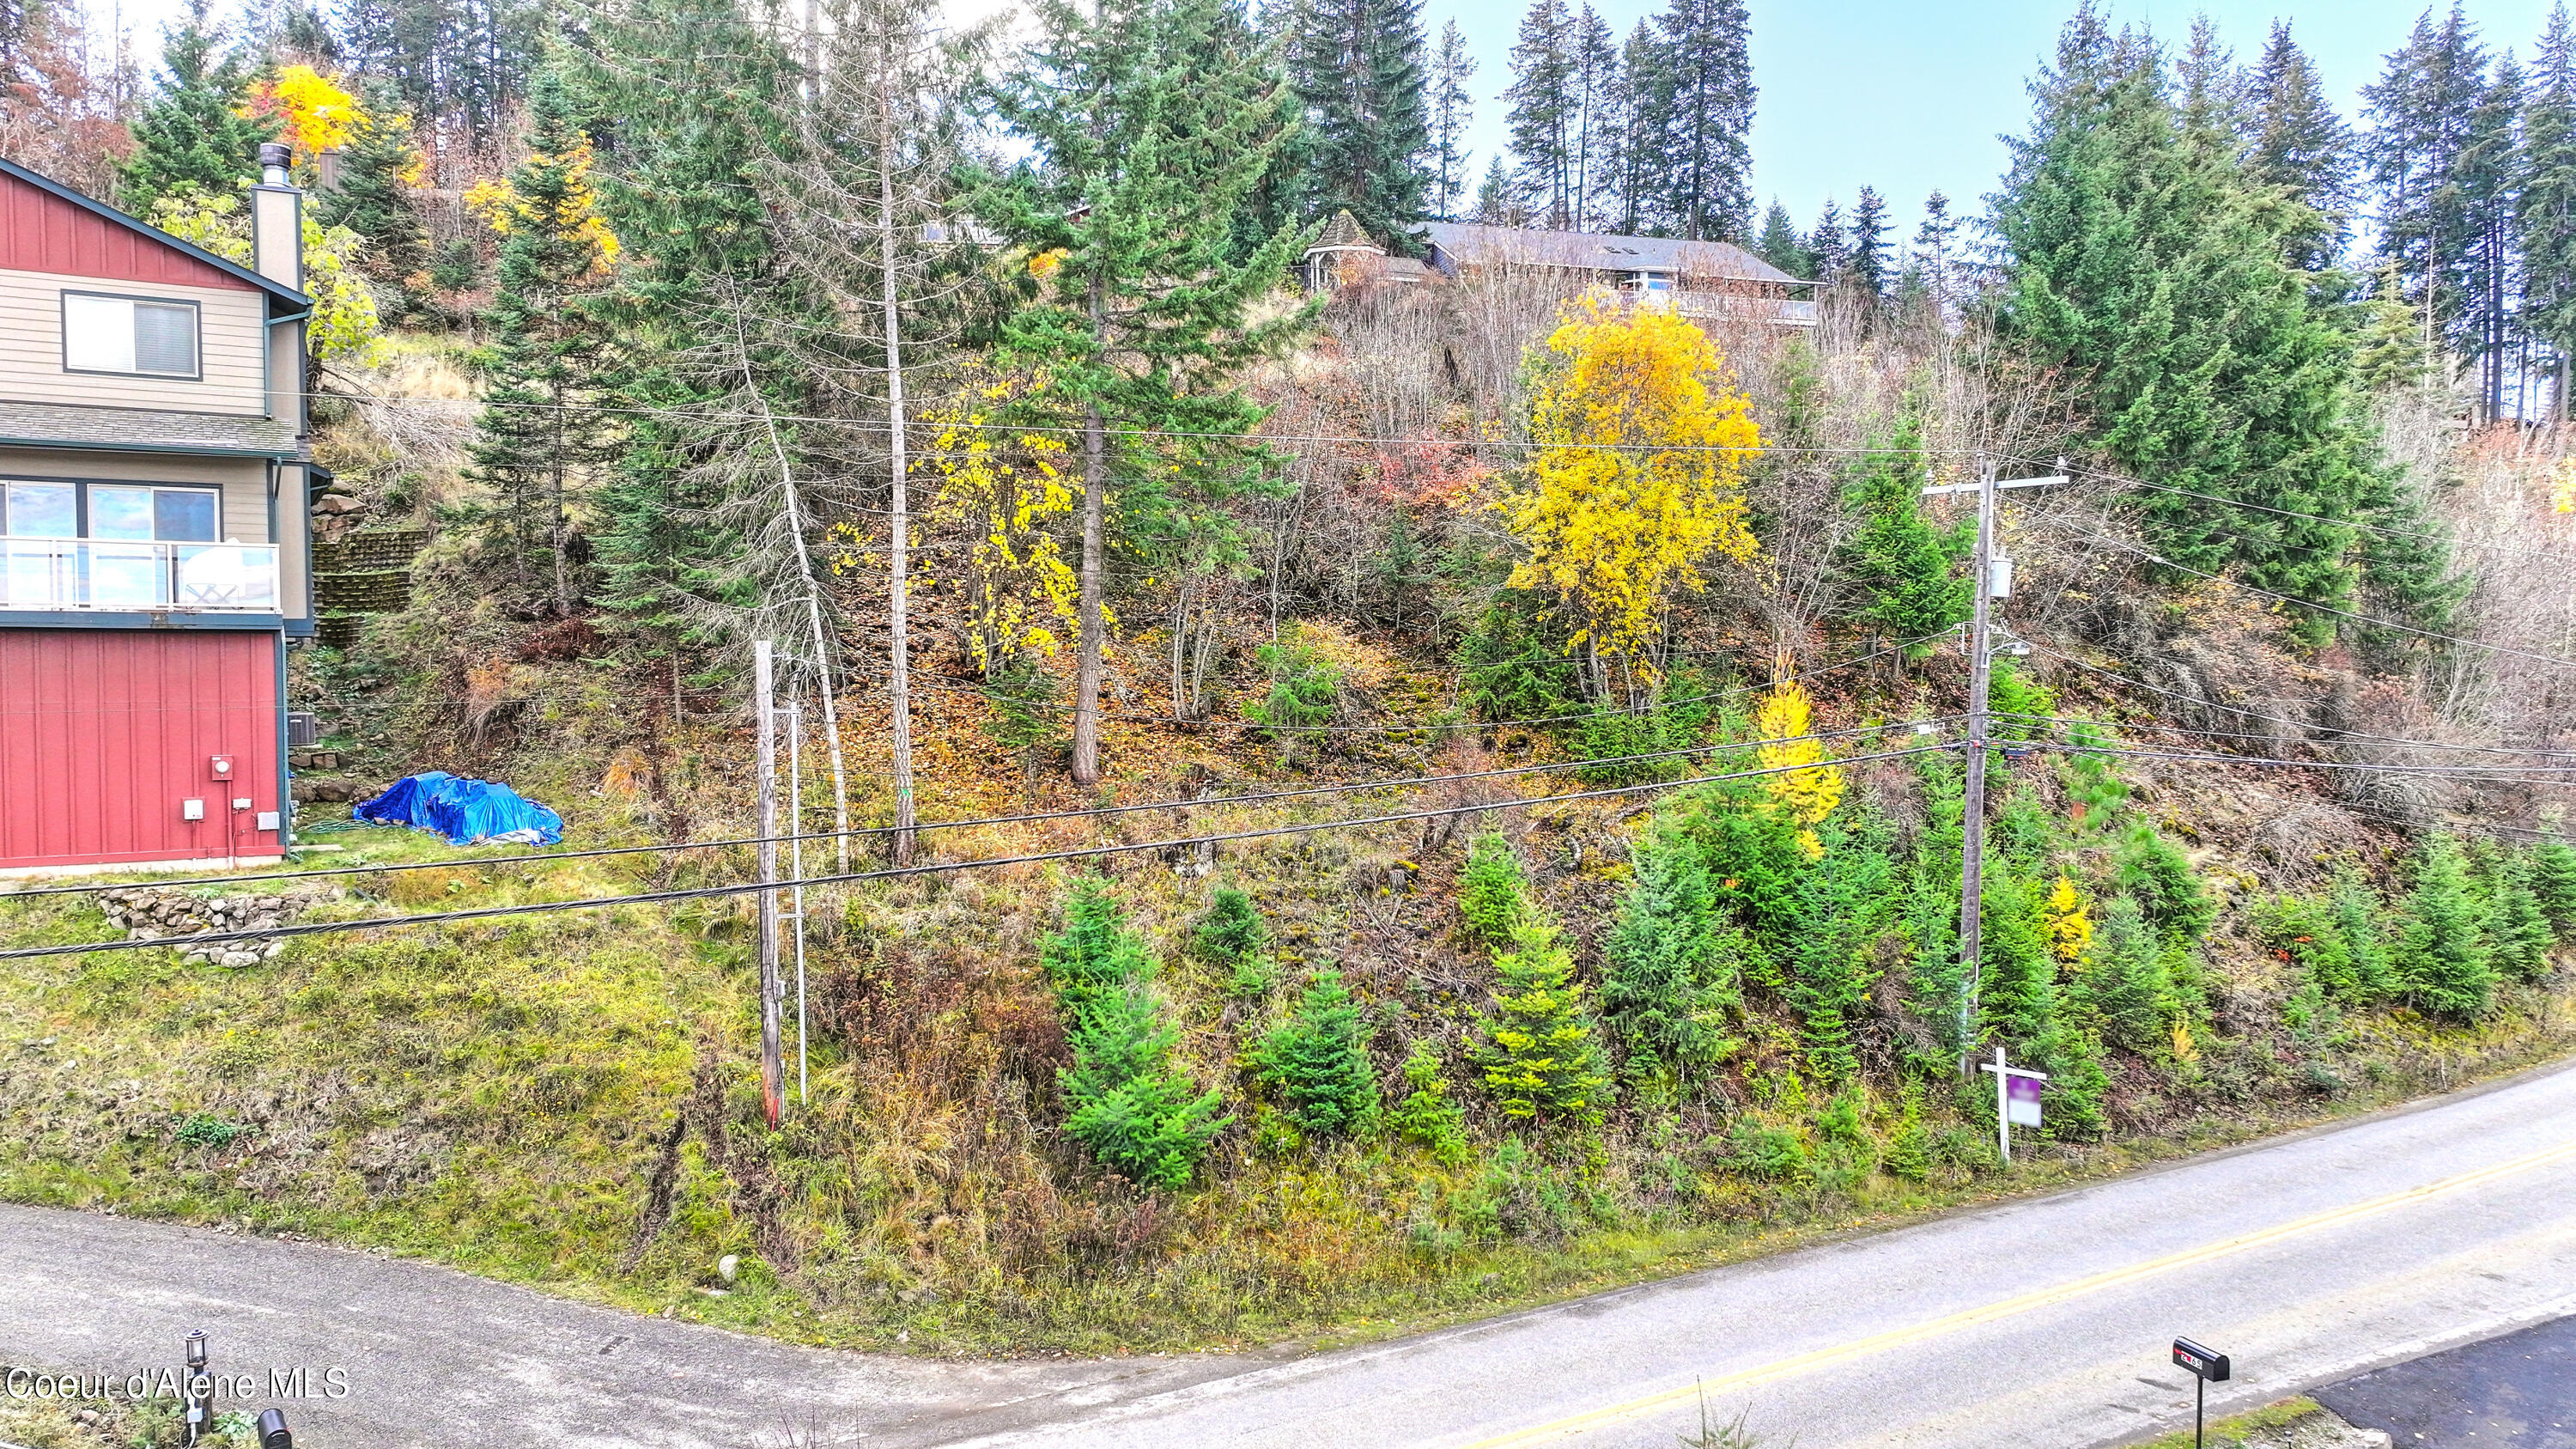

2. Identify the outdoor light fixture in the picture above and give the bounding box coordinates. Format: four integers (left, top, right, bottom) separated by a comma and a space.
181, 1330, 211, 1446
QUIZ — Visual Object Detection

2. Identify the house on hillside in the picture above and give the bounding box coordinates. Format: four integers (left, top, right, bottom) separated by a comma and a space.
0, 145, 319, 874
1297, 216, 1819, 326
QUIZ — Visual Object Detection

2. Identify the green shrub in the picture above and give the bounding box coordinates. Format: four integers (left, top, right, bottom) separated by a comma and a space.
1665, 776, 1812, 942
1246, 637, 1344, 738
1388, 1038, 1469, 1164
981, 655, 1064, 777
2075, 896, 2177, 1054
1456, 596, 1573, 724
1882, 1081, 1932, 1180
1475, 922, 1611, 1126
2396, 834, 2495, 1020
1041, 877, 1153, 1020
1728, 1120, 1807, 1180
1458, 831, 1529, 947
2530, 834, 2576, 938
1061, 980, 1230, 1190
1253, 970, 1380, 1138
2115, 823, 2215, 945
2328, 865, 2399, 1002
173, 1111, 246, 1149
1978, 868, 2059, 1050
2484, 854, 2555, 984
1986, 658, 2057, 741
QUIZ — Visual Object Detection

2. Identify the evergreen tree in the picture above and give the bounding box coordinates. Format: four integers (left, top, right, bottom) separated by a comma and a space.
1427, 17, 1475, 221
2115, 819, 2215, 945
1615, 19, 1672, 234
1459, 830, 1530, 947
2486, 854, 2554, 983
2330, 862, 2401, 1002
316, 78, 430, 320
1475, 921, 1611, 1125
1754, 197, 1807, 276
1567, 3, 1616, 229
2457, 51, 2524, 421
2396, 833, 2495, 1019
119, 0, 272, 213
2075, 895, 2176, 1053
2524, 4, 2576, 418
2531, 831, 2576, 935
2363, 4, 2489, 398
1286, 0, 1431, 251
2245, 20, 2354, 271
1847, 185, 1892, 306
1912, 189, 1959, 311
2175, 14, 2246, 146
1644, 0, 1753, 240
337, 0, 538, 146
1473, 151, 1513, 223
1042, 877, 1157, 1018
1062, 977, 1230, 1188
462, 65, 617, 618
1505, 0, 1577, 228
1600, 828, 1730, 1076
1786, 821, 1893, 1082
1980, 868, 2061, 1050
1388, 1038, 1467, 1162
1805, 195, 1848, 283
1255, 969, 1381, 1136
1194, 885, 1274, 996
983, 0, 1309, 785
1837, 420, 1971, 651
1996, 13, 2400, 641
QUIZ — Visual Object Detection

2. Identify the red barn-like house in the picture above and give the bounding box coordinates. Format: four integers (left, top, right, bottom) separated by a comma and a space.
0, 147, 317, 874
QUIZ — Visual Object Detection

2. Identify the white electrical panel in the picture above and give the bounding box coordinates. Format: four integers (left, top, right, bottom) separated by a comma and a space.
181, 799, 204, 821
256, 812, 281, 831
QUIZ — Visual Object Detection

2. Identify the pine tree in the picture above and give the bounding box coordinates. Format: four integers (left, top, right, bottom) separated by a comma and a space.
1786, 821, 1893, 1082
2524, 4, 2576, 418
1062, 977, 1230, 1188
316, 79, 430, 320
1505, 0, 1577, 228
1600, 828, 1729, 1075
1754, 197, 1807, 276
1388, 1038, 1468, 1162
1912, 189, 1959, 312
2175, 15, 2246, 146
1838, 419, 1971, 653
1476, 921, 1611, 1125
1286, 0, 1431, 251
1645, 0, 1753, 240
2396, 833, 2496, 1019
119, 0, 272, 213
2329, 862, 2400, 1002
2074, 895, 2176, 1055
462, 65, 618, 618
1847, 186, 1892, 307
2245, 20, 2353, 272
1427, 18, 1476, 221
337, 0, 537, 147
1805, 196, 1847, 283
1473, 151, 1513, 223
1042, 877, 1157, 1018
2486, 855, 2554, 983
983, 0, 1309, 786
2364, 4, 2490, 398
2458, 52, 2524, 421
1567, 3, 1616, 229
1996, 13, 2398, 641
1615, 20, 1671, 234
1194, 886, 1274, 996
1255, 969, 1381, 1136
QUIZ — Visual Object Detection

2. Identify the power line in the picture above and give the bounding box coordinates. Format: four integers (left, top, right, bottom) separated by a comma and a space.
2008, 734, 2576, 782
2016, 455, 2576, 563
5, 716, 1959, 901
0, 744, 1959, 962
2038, 511, 2576, 672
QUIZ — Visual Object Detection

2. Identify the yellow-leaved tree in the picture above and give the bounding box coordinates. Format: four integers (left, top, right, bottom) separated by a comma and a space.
2044, 875, 2093, 964
1507, 299, 1762, 691
240, 64, 361, 158
1755, 652, 1844, 857
919, 374, 1085, 670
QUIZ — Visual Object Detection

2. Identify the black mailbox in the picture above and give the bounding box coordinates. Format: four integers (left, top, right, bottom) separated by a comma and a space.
2172, 1337, 2231, 1382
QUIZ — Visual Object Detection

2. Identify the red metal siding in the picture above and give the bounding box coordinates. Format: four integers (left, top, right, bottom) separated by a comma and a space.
0, 168, 257, 291
0, 630, 282, 870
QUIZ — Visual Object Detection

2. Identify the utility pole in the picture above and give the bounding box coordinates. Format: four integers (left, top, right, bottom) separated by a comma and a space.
787, 694, 808, 1105
755, 640, 782, 1129
1923, 456, 2067, 1074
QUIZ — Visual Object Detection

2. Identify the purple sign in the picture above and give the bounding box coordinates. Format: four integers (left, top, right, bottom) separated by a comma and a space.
2005, 1073, 2044, 1128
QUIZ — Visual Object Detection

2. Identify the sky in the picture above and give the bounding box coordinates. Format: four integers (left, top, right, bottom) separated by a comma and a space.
76, 0, 2566, 250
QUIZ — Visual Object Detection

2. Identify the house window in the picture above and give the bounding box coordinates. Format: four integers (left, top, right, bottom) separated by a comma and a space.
0, 480, 219, 540
1, 481, 76, 538
62, 293, 201, 379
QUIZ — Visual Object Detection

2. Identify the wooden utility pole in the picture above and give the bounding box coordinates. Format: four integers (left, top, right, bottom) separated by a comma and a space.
876, 15, 917, 865
1956, 456, 1996, 1075
756, 640, 783, 1128
1922, 457, 2069, 1075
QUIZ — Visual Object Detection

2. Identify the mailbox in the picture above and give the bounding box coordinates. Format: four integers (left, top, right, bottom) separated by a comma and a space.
2172, 1337, 2230, 1382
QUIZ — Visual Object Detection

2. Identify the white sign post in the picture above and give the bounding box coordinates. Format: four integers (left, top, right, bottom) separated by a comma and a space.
1978, 1047, 2050, 1165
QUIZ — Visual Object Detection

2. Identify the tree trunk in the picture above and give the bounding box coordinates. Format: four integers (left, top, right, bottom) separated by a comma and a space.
1072, 271, 1109, 786
878, 26, 916, 866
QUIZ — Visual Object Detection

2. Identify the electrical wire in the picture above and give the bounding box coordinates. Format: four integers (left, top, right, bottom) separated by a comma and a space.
2012, 454, 2576, 563
3, 715, 1961, 901
0, 744, 1959, 962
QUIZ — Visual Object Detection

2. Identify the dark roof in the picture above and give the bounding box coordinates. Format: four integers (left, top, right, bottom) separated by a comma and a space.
0, 155, 312, 314
1306, 209, 1383, 254
0, 401, 301, 457
1421, 222, 1797, 284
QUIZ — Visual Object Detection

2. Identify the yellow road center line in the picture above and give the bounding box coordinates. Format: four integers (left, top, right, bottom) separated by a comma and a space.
1453, 1138, 2576, 1449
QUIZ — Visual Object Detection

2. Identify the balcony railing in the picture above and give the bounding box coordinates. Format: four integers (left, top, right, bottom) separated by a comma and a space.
2, 539, 279, 612
1665, 290, 1820, 326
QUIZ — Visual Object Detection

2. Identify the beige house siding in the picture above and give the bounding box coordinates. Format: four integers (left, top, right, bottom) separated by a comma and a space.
0, 267, 268, 417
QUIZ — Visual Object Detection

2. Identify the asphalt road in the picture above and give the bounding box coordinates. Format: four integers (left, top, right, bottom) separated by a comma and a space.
4, 1060, 2575, 1449
2316, 1311, 2576, 1448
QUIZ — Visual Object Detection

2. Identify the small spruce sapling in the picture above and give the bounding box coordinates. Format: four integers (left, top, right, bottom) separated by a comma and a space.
1061, 981, 1230, 1190
1194, 886, 1274, 998
2529, 833, 2576, 938
2072, 896, 2176, 1055
1600, 830, 1728, 1078
1042, 877, 1153, 1020
1254, 970, 1381, 1138
1388, 1038, 1469, 1164
1475, 921, 1611, 1125
2395, 834, 2495, 1020
1459, 831, 1530, 947
2483, 852, 2555, 984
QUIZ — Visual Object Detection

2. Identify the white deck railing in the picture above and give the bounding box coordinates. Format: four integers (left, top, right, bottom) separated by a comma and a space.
1, 539, 279, 612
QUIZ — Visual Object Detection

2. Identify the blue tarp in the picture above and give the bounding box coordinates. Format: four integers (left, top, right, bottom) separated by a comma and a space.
354, 771, 565, 847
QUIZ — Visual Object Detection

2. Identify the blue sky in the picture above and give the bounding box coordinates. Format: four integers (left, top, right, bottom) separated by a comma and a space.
1433, 0, 2566, 248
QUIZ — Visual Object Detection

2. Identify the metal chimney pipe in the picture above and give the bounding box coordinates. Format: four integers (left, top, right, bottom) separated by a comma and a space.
258, 142, 292, 187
